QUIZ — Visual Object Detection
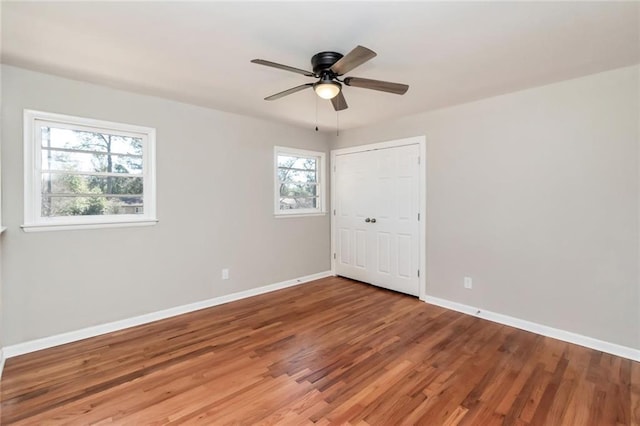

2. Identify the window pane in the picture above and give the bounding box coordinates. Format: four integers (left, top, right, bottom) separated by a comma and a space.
41, 126, 143, 156
42, 195, 144, 217
277, 168, 316, 183
26, 111, 156, 228
277, 155, 317, 171
279, 183, 317, 198
42, 173, 143, 196
42, 149, 143, 174
274, 148, 324, 215
279, 197, 318, 210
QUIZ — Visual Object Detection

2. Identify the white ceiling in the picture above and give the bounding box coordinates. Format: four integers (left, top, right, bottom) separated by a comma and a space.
2, 1, 639, 133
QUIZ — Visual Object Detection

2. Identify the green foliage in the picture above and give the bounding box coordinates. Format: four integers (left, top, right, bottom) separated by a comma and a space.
277, 156, 318, 209
42, 128, 144, 217
45, 174, 108, 217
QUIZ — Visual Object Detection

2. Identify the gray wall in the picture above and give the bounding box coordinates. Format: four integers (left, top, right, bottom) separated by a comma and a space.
1, 65, 331, 345
2, 63, 638, 351
332, 65, 640, 349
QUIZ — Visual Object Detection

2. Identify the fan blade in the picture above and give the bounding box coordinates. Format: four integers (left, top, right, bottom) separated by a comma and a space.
331, 91, 348, 111
330, 46, 376, 75
344, 77, 409, 95
251, 59, 315, 77
264, 83, 314, 101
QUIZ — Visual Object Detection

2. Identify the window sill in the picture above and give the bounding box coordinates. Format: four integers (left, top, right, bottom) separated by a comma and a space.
274, 212, 327, 218
21, 219, 158, 233
0, 227, 6, 234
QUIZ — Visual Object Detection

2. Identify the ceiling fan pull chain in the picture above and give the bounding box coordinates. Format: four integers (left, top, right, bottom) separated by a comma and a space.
336, 110, 340, 137
315, 95, 319, 132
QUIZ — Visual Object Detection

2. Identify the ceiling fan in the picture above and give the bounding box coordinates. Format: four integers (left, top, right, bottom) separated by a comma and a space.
251, 45, 409, 111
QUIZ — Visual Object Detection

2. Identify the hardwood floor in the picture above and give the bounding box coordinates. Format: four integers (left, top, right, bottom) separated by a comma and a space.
1, 276, 638, 425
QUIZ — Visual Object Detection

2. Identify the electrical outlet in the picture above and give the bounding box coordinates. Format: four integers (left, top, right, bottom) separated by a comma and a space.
222, 268, 229, 280
464, 277, 472, 289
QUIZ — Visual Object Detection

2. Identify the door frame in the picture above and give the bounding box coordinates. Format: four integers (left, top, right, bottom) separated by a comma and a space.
330, 136, 427, 300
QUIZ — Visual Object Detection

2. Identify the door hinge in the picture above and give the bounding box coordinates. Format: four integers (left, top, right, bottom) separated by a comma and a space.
333, 253, 336, 259
417, 269, 420, 277
417, 156, 420, 165
334, 165, 336, 172
418, 213, 420, 221
333, 209, 336, 216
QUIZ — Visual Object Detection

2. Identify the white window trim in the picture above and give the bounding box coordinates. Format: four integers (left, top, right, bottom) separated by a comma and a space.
22, 109, 157, 232
274, 146, 326, 217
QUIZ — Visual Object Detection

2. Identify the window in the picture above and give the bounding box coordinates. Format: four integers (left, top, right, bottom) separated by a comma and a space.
23, 110, 157, 231
274, 146, 326, 216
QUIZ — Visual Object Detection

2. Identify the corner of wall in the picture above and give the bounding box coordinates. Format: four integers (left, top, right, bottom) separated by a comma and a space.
0, 348, 5, 379
636, 63, 640, 350
0, 11, 5, 377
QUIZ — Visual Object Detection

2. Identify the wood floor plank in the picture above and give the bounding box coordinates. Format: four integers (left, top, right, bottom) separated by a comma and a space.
630, 363, 640, 424
1, 277, 637, 425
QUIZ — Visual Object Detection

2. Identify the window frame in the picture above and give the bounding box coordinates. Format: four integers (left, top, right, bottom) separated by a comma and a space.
23, 109, 157, 232
274, 146, 326, 217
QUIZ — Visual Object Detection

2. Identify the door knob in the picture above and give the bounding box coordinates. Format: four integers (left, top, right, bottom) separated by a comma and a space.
365, 218, 371, 223
370, 218, 377, 223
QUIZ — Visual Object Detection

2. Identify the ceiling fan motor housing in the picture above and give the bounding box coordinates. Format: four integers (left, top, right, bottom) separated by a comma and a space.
311, 51, 343, 75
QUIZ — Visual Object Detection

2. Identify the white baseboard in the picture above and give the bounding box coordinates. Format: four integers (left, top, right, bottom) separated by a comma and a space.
424, 295, 640, 362
0, 348, 5, 379
4, 271, 333, 358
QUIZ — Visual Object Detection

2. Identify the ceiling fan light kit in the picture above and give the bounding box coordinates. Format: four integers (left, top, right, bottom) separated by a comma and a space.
251, 45, 409, 111
314, 77, 341, 100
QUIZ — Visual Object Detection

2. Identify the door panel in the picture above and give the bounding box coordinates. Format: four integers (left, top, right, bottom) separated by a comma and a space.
334, 143, 420, 296
334, 151, 374, 283
355, 229, 367, 268
397, 177, 413, 220
377, 177, 394, 219
377, 232, 391, 274
397, 234, 412, 278
338, 228, 350, 265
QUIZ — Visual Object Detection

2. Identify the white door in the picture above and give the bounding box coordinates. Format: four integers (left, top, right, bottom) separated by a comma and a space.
334, 143, 421, 296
